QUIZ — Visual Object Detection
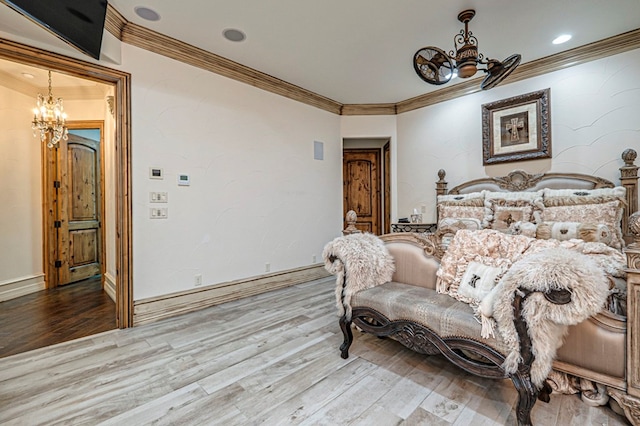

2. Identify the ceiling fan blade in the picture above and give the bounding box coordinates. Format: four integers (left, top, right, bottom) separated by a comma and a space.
413, 46, 455, 85
480, 53, 521, 90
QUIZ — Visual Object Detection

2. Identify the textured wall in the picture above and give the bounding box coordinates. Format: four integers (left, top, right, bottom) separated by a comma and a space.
117, 45, 342, 300
396, 48, 640, 222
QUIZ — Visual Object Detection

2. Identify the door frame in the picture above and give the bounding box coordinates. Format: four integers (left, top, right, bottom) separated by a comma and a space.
342, 138, 391, 235
0, 38, 134, 328
42, 121, 106, 289
383, 141, 391, 234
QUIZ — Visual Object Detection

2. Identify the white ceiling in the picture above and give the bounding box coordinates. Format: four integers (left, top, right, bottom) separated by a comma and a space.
1, 1, 640, 104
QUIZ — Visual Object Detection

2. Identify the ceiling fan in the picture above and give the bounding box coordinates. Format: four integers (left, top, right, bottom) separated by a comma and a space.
413, 9, 521, 90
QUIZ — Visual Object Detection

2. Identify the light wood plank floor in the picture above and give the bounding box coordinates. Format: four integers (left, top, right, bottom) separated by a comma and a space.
0, 277, 629, 425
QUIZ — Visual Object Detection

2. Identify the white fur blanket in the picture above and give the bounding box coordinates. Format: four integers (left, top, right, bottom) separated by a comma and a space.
479, 247, 610, 387
322, 233, 395, 321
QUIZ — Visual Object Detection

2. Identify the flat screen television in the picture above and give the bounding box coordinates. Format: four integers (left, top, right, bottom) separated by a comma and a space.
4, 0, 108, 60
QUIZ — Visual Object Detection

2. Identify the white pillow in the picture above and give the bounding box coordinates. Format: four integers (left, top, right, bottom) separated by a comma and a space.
457, 261, 505, 303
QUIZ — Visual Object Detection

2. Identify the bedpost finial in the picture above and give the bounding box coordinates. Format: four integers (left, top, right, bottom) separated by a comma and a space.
436, 169, 448, 196
343, 210, 361, 235
622, 148, 637, 166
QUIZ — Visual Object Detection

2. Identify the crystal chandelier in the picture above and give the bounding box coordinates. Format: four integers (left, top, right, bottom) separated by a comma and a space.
32, 70, 68, 148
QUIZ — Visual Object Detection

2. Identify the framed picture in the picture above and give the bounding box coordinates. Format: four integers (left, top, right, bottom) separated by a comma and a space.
481, 88, 551, 165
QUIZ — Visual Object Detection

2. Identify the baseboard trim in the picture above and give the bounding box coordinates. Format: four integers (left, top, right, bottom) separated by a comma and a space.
133, 264, 330, 326
0, 274, 46, 302
104, 273, 117, 302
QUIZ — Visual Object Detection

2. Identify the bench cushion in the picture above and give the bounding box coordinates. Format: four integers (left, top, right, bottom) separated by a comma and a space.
351, 281, 511, 356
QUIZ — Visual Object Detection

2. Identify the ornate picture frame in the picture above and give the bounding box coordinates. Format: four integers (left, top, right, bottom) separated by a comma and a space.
481, 88, 551, 165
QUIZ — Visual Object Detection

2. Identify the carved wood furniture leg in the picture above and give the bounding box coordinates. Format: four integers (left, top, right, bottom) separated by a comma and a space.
512, 375, 538, 426
512, 291, 543, 426
608, 388, 640, 426
337, 262, 354, 359
339, 315, 353, 359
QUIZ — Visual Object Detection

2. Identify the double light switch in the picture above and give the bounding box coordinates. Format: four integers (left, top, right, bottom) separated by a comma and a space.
150, 192, 168, 219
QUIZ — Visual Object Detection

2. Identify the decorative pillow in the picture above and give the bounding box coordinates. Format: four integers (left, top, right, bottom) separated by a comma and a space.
536, 221, 613, 245
541, 201, 624, 248
486, 200, 535, 232
542, 186, 626, 248
437, 217, 482, 231
437, 191, 486, 223
542, 186, 626, 201
483, 191, 543, 232
438, 191, 485, 203
457, 261, 506, 304
511, 221, 538, 237
485, 190, 543, 202
436, 229, 534, 301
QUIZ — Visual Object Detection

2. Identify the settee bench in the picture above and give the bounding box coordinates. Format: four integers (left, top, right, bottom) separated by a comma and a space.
326, 232, 603, 426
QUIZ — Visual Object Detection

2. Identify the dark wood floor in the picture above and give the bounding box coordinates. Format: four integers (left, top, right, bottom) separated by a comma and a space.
0, 276, 116, 358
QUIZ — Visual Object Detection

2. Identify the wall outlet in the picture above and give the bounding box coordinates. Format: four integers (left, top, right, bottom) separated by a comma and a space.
194, 274, 202, 286
421, 205, 426, 213
265, 262, 270, 272
312, 255, 317, 263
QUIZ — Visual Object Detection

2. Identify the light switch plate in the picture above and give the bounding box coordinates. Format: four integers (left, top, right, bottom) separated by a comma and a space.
150, 207, 168, 219
150, 192, 168, 203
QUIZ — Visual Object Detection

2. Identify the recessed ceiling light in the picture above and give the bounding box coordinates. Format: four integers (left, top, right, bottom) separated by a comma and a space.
21, 72, 35, 79
552, 34, 572, 45
134, 6, 161, 22
223, 28, 246, 42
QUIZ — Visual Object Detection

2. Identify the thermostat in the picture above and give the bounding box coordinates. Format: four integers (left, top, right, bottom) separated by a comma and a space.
178, 173, 190, 186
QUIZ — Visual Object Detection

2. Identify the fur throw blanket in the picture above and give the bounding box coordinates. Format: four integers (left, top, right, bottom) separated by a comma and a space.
322, 233, 395, 321
478, 247, 610, 388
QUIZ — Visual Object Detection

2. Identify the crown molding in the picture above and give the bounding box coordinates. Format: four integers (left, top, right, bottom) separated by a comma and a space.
105, 4, 127, 40
341, 103, 397, 115
105, 6, 640, 116
106, 6, 341, 115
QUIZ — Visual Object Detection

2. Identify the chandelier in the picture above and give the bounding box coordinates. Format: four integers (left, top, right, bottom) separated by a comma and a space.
32, 70, 68, 148
413, 9, 521, 90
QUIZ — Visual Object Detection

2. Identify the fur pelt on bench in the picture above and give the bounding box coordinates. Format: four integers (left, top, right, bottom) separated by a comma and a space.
322, 233, 395, 321
479, 247, 610, 387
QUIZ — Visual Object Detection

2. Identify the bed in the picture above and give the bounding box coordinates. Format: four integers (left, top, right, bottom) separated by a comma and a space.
430, 147, 639, 423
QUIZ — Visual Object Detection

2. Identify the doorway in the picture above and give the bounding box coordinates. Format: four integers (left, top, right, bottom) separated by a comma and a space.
0, 38, 133, 327
342, 138, 391, 235
43, 121, 105, 288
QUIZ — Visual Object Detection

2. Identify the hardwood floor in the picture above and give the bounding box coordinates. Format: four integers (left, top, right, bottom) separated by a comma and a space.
0, 277, 629, 425
0, 276, 116, 358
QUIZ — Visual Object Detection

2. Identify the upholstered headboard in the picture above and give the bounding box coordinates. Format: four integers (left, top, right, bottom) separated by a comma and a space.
435, 148, 638, 243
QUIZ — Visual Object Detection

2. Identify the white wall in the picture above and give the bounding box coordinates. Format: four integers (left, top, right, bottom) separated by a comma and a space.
115, 45, 342, 300
0, 85, 43, 285
396, 48, 640, 222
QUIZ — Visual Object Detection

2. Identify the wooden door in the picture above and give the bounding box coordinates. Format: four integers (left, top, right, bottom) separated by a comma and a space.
43, 123, 104, 287
343, 149, 381, 234
58, 133, 102, 285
